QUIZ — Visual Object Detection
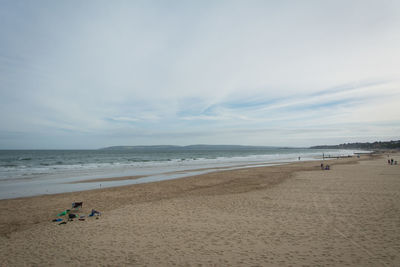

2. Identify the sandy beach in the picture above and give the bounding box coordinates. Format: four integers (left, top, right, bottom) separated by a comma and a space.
0, 152, 399, 266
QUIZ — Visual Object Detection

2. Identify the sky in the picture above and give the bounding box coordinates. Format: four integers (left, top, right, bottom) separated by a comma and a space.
0, 0, 399, 149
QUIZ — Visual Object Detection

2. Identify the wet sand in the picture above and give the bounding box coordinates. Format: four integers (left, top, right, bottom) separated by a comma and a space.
1, 153, 399, 266
69, 175, 147, 183
69, 162, 283, 184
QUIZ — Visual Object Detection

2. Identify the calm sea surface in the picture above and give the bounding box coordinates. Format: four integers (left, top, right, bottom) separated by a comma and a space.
0, 148, 368, 199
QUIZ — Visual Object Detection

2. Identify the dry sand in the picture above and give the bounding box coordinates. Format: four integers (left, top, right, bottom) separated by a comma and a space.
0, 153, 399, 266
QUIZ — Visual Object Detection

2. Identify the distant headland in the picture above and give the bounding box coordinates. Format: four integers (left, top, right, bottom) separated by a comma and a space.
100, 141, 400, 151
99, 145, 284, 151
310, 140, 400, 150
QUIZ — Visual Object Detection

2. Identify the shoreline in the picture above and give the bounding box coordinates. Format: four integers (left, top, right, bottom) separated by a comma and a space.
68, 161, 290, 184
0, 148, 368, 200
0, 160, 298, 200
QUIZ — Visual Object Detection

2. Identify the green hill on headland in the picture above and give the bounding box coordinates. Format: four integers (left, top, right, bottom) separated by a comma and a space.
310, 140, 400, 150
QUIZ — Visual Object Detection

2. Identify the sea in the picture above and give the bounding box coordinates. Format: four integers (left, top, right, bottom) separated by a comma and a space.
0, 147, 369, 199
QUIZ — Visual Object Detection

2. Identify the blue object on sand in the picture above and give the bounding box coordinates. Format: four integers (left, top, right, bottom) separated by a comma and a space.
89, 209, 101, 217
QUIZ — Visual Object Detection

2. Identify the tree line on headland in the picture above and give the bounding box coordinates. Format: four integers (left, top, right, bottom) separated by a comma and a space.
310, 140, 400, 150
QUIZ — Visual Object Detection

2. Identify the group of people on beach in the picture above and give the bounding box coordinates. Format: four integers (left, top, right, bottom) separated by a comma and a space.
388, 158, 398, 165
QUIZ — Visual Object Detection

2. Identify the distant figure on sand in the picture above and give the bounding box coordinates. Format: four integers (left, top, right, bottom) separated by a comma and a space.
320, 163, 324, 170
298, 157, 301, 161
391, 159, 394, 165
325, 165, 330, 170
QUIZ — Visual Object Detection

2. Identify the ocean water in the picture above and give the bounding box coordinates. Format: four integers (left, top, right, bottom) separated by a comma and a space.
0, 148, 368, 199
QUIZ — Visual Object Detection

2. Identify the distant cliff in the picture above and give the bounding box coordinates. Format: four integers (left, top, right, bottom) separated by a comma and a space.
99, 145, 279, 151
100, 145, 179, 150
310, 140, 400, 150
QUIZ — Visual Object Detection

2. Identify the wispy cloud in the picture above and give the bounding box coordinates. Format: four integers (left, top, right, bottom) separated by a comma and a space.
175, 80, 394, 122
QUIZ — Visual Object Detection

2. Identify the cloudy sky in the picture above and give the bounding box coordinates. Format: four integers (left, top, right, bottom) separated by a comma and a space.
0, 0, 399, 149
